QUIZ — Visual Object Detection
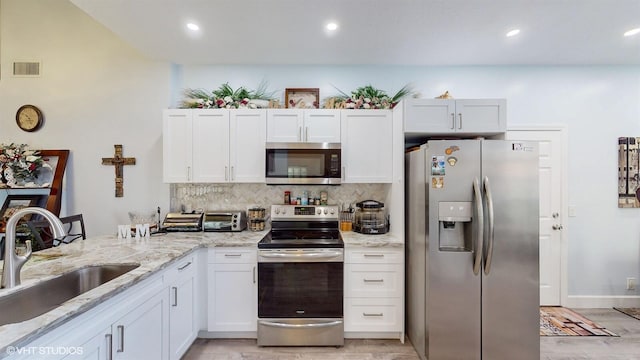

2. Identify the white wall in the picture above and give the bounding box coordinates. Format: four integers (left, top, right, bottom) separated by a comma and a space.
0, 0, 171, 236
2, 0, 639, 299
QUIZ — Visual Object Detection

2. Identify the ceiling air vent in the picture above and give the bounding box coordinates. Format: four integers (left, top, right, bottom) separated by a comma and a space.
13, 61, 41, 76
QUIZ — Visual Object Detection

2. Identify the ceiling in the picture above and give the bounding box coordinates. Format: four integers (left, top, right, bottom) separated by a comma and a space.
69, 0, 640, 66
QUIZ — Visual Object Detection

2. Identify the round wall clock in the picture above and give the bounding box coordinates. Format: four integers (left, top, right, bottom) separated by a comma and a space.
16, 104, 44, 132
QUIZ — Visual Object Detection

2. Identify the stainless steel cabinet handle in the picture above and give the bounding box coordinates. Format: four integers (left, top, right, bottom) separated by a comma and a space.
231, 166, 235, 181
299, 127, 302, 142
105, 334, 113, 360
483, 176, 495, 275
472, 177, 484, 276
253, 266, 256, 284
342, 166, 345, 180
363, 312, 384, 317
172, 286, 178, 307
186, 166, 191, 181
178, 261, 192, 270
224, 253, 242, 257
363, 279, 384, 283
363, 254, 384, 258
305, 126, 309, 142
225, 166, 228, 181
552, 224, 564, 230
450, 113, 455, 129
458, 113, 463, 129
117, 325, 124, 353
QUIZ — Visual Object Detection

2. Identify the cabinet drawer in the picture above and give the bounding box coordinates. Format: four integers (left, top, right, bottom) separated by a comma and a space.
344, 298, 402, 332
345, 264, 402, 298
165, 255, 196, 283
209, 248, 257, 264
346, 248, 403, 264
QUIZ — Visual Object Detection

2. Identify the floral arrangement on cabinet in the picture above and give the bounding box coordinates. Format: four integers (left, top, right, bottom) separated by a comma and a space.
179, 82, 414, 110
0, 143, 50, 188
180, 82, 277, 109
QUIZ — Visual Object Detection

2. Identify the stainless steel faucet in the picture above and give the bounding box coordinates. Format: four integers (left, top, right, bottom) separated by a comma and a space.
1, 207, 66, 289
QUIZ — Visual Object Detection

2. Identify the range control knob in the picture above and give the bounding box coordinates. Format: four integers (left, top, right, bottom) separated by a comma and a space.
275, 208, 280, 215
317, 209, 322, 215
323, 208, 328, 215
329, 208, 335, 215
282, 208, 287, 215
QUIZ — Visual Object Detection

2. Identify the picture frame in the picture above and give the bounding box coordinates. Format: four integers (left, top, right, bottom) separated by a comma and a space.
285, 88, 320, 109
0, 194, 46, 231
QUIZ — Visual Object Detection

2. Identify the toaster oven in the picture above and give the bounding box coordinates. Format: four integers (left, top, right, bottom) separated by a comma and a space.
203, 211, 247, 232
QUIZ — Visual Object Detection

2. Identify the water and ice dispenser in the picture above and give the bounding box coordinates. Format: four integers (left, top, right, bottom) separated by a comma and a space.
438, 202, 472, 251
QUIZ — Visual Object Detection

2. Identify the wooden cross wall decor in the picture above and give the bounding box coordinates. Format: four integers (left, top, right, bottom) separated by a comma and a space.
102, 144, 136, 197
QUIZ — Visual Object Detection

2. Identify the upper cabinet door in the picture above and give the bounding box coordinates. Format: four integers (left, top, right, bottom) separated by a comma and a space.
404, 99, 456, 134
404, 99, 506, 136
230, 109, 266, 183
266, 109, 304, 142
192, 109, 229, 182
341, 110, 393, 183
454, 99, 506, 134
163, 109, 193, 183
303, 109, 341, 143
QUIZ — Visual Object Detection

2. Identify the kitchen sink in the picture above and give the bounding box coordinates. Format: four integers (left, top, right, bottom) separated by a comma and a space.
0, 264, 140, 326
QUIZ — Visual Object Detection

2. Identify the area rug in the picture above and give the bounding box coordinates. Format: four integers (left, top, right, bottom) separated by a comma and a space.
614, 307, 640, 321
540, 306, 618, 336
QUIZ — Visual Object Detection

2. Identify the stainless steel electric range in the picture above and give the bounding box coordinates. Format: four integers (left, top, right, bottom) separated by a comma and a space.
257, 204, 344, 347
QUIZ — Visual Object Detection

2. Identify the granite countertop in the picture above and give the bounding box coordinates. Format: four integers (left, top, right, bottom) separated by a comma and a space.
0, 230, 267, 355
0, 228, 402, 353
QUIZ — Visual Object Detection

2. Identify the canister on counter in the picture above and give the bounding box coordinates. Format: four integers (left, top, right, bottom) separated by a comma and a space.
320, 191, 328, 205
284, 191, 291, 205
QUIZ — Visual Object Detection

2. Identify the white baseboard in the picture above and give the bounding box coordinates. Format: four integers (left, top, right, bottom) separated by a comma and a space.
564, 295, 640, 308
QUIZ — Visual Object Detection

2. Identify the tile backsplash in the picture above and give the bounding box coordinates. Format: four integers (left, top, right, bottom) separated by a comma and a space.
170, 183, 389, 212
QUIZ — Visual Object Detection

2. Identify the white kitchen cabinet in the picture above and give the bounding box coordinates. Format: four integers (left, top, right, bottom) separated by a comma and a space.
166, 256, 198, 360
112, 288, 168, 359
404, 98, 506, 135
207, 248, 257, 335
266, 109, 341, 143
163, 109, 194, 182
58, 282, 169, 360
163, 109, 265, 183
341, 110, 393, 183
344, 247, 404, 339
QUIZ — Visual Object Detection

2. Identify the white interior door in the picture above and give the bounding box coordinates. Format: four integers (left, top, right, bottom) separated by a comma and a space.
506, 129, 565, 306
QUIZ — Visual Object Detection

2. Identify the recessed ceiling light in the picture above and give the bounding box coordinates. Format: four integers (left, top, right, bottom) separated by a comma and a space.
186, 23, 200, 31
326, 22, 338, 31
506, 29, 520, 37
624, 27, 640, 37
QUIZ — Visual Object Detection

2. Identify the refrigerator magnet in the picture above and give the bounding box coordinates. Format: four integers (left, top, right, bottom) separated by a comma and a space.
447, 156, 458, 166
432, 177, 444, 189
431, 156, 446, 175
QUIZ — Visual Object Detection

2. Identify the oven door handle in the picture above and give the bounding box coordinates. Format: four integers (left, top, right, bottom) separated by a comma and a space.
259, 251, 343, 260
259, 320, 343, 329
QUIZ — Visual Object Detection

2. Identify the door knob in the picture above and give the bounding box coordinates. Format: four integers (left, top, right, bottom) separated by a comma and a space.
552, 212, 559, 218
552, 224, 563, 230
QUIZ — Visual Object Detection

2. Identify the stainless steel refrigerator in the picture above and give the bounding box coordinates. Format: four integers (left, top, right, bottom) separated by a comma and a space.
406, 139, 539, 360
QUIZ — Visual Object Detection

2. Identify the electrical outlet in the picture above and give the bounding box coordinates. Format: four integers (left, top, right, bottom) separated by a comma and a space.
627, 277, 637, 291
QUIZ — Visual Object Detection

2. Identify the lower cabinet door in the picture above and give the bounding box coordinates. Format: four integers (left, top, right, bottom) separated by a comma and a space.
61, 326, 111, 360
169, 274, 196, 360
114, 288, 169, 360
208, 263, 257, 332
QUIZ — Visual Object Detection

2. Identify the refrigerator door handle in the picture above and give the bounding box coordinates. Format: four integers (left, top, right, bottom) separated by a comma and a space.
483, 176, 495, 275
472, 177, 484, 275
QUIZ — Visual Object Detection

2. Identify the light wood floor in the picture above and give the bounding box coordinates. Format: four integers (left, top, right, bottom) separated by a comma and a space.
183, 309, 640, 359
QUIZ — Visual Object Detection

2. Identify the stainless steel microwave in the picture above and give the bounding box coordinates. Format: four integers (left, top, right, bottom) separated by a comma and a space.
265, 142, 341, 185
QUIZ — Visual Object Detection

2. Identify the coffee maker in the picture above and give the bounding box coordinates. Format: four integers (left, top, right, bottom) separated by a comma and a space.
353, 200, 390, 234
